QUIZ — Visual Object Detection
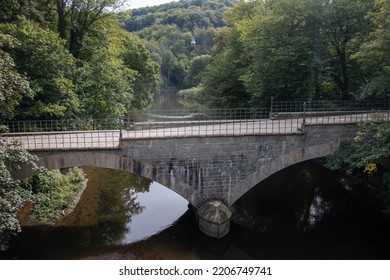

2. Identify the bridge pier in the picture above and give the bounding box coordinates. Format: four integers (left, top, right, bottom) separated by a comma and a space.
197, 200, 232, 239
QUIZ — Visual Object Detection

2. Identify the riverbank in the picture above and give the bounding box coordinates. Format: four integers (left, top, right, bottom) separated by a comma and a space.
17, 167, 87, 227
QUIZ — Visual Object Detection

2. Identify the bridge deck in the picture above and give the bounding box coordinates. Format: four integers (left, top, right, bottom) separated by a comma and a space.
1, 111, 389, 150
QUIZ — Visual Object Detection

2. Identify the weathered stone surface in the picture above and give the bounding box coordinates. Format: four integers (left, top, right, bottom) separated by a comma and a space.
16, 124, 359, 209
198, 200, 232, 238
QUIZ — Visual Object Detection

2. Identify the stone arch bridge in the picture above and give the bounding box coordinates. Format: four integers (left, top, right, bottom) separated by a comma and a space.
4, 106, 389, 237
24, 124, 358, 207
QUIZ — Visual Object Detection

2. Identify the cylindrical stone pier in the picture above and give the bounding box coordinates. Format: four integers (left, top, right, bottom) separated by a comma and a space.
197, 200, 232, 238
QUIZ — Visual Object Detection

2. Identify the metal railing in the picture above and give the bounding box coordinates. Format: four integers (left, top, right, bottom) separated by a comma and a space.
121, 108, 303, 139
271, 98, 389, 113
3, 118, 122, 133
2, 101, 390, 150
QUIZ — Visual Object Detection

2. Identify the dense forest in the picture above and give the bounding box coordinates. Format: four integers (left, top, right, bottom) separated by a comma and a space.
0, 0, 160, 122
199, 0, 390, 107
121, 0, 238, 90
120, 0, 390, 109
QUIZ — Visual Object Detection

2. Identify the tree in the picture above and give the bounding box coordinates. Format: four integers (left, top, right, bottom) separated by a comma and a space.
201, 27, 249, 108
56, 0, 126, 57
354, 0, 390, 98
0, 18, 78, 120
0, 140, 37, 241
75, 17, 159, 117
321, 0, 375, 99
0, 0, 56, 25
75, 48, 135, 119
238, 0, 324, 104
327, 119, 390, 189
0, 33, 33, 120
185, 55, 210, 88
120, 34, 160, 110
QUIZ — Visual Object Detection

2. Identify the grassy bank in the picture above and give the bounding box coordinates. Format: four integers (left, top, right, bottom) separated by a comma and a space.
23, 168, 85, 224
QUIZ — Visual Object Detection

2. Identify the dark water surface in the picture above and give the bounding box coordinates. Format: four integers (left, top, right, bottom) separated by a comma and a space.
2, 161, 390, 260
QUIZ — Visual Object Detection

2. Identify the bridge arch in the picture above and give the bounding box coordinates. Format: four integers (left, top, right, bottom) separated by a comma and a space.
227, 142, 338, 205
23, 149, 201, 207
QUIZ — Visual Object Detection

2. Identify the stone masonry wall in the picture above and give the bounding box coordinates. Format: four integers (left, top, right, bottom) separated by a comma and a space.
120, 123, 359, 206
20, 124, 359, 208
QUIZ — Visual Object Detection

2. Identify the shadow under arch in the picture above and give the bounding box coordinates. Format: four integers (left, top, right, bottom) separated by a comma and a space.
228, 142, 338, 206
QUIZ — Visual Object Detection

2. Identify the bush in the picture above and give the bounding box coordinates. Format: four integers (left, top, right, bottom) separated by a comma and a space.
27, 168, 84, 223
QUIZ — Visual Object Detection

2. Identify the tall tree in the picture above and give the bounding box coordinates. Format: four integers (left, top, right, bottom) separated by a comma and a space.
202, 27, 249, 107
0, 33, 33, 120
239, 0, 324, 103
185, 55, 211, 88
55, 0, 125, 57
354, 0, 390, 98
121, 34, 160, 110
75, 18, 159, 117
0, 18, 78, 120
75, 48, 135, 119
322, 0, 375, 99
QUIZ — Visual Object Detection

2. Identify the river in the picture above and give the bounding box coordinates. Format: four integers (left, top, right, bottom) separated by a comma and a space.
1, 160, 390, 260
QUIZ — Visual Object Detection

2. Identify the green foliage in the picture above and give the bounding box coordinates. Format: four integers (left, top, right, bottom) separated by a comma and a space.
0, 0, 55, 26
26, 168, 84, 223
201, 27, 250, 108
76, 47, 135, 119
327, 120, 390, 177
0, 33, 33, 120
327, 119, 390, 206
353, 0, 390, 98
122, 0, 238, 89
0, 18, 78, 120
202, 0, 383, 107
0, 140, 37, 239
0, 141, 84, 239
123, 0, 236, 32
241, 0, 322, 103
178, 85, 204, 102
321, 0, 375, 99
120, 33, 160, 110
185, 55, 210, 87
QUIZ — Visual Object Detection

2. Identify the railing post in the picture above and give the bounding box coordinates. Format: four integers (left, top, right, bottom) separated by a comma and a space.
119, 117, 123, 140
302, 101, 307, 131
270, 96, 274, 115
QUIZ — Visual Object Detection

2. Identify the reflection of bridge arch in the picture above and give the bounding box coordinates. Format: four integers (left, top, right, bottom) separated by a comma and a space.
21, 150, 201, 207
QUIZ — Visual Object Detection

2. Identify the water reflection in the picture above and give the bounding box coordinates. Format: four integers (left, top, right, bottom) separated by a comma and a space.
1, 167, 189, 259
57, 167, 152, 246
61, 167, 189, 246
233, 160, 345, 233
122, 183, 188, 244
2, 160, 390, 260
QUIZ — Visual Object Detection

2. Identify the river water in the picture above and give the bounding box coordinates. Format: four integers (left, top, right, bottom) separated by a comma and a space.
2, 160, 390, 260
